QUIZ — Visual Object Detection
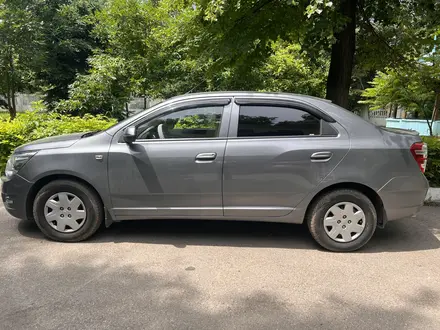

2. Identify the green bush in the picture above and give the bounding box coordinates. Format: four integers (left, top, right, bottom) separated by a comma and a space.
0, 111, 117, 171
0, 112, 9, 121
422, 136, 440, 188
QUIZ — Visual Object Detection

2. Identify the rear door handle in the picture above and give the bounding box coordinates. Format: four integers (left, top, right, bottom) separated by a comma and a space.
195, 152, 217, 163
310, 151, 333, 162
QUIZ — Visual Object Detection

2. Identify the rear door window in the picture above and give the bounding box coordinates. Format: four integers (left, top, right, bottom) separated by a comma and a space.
237, 105, 321, 137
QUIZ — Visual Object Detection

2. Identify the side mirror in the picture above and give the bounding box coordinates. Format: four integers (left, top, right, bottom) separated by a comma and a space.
123, 126, 136, 144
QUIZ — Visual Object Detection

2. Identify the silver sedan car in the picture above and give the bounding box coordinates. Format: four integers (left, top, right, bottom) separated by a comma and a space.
1, 92, 429, 251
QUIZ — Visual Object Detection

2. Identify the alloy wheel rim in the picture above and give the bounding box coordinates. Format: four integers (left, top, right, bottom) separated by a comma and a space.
44, 192, 87, 233
323, 202, 366, 243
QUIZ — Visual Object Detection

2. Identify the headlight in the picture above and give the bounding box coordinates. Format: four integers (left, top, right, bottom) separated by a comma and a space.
5, 152, 37, 178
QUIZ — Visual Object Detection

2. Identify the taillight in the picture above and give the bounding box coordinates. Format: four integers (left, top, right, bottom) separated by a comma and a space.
410, 142, 428, 173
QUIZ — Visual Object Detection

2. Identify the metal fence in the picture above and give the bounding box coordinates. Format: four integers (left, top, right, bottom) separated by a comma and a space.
369, 109, 388, 126
1, 94, 163, 116
0, 93, 41, 112
127, 97, 163, 115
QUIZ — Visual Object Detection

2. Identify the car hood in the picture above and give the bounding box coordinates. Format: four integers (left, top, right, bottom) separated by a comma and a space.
14, 132, 85, 153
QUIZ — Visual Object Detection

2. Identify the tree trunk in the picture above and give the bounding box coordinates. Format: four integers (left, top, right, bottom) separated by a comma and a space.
325, 0, 357, 109
5, 68, 15, 120
392, 104, 398, 118
5, 62, 11, 108
7, 54, 16, 119
6, 86, 12, 114
425, 110, 433, 136
432, 90, 440, 122
10, 83, 16, 120
427, 119, 433, 136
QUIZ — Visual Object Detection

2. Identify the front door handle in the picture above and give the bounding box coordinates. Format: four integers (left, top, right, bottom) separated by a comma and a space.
310, 151, 333, 162
195, 152, 217, 163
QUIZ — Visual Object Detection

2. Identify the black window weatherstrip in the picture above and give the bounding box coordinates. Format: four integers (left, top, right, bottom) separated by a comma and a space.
124, 97, 232, 131
117, 97, 232, 143
234, 98, 336, 123
171, 98, 232, 110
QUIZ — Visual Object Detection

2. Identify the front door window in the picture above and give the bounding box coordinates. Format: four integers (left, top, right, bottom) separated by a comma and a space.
136, 106, 224, 140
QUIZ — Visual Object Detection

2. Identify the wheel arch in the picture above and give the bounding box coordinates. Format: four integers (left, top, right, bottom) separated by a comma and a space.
26, 174, 108, 223
305, 182, 387, 227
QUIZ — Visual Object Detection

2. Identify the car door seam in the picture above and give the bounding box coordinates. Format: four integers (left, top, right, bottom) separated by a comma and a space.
221, 97, 234, 216
291, 126, 352, 212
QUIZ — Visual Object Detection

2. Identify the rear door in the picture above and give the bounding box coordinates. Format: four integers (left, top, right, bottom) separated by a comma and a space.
223, 97, 349, 217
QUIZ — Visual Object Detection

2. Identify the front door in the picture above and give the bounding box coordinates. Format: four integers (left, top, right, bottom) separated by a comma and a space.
223, 99, 349, 218
108, 99, 232, 220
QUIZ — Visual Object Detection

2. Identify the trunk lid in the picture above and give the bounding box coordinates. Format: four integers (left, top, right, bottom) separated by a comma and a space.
379, 126, 427, 173
379, 126, 422, 146
379, 126, 420, 137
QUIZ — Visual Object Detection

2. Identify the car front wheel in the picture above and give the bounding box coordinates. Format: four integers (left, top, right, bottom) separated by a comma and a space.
307, 189, 377, 252
33, 180, 103, 242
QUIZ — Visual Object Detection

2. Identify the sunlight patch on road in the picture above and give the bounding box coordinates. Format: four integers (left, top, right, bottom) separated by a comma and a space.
430, 228, 440, 241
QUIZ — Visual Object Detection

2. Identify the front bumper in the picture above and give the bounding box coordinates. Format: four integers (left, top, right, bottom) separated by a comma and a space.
1, 174, 33, 220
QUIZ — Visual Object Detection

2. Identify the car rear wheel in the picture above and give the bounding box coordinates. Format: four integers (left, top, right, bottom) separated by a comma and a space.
307, 189, 377, 252
33, 180, 103, 242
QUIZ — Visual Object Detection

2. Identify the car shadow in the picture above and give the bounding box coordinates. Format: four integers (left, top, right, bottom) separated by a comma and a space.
1, 254, 438, 329
17, 209, 440, 253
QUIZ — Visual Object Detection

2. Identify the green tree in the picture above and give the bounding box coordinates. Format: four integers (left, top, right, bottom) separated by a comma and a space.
60, 0, 330, 116
55, 54, 133, 118
58, 0, 202, 117
362, 53, 440, 135
32, 0, 103, 105
0, 0, 41, 118
0, 0, 100, 118
257, 41, 328, 96
189, 0, 440, 108
56, 0, 440, 116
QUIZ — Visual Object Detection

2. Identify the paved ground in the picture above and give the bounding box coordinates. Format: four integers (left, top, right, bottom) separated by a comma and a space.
0, 204, 439, 330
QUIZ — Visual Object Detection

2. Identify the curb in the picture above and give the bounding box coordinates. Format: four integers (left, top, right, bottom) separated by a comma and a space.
424, 187, 440, 206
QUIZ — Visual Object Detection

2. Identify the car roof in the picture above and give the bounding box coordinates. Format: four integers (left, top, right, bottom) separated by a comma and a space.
167, 92, 379, 137
105, 91, 375, 136
167, 91, 333, 104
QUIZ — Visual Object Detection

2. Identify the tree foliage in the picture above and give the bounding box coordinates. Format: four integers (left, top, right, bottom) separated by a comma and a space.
362, 53, 440, 134
1, 0, 440, 120
56, 0, 204, 117
33, 0, 102, 104
362, 53, 440, 108
0, 0, 101, 118
55, 55, 133, 118
0, 109, 116, 170
0, 0, 41, 118
56, 0, 331, 117
192, 0, 440, 108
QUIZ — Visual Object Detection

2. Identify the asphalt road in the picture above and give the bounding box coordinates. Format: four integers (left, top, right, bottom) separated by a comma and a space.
0, 204, 440, 330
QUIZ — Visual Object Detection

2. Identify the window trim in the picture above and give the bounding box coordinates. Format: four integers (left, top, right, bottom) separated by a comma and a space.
234, 98, 336, 123
228, 100, 338, 139
116, 98, 232, 143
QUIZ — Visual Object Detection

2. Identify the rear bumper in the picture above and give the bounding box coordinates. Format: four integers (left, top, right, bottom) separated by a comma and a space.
1, 175, 33, 220
378, 175, 429, 221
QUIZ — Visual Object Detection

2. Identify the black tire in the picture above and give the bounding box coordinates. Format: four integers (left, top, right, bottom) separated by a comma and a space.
306, 189, 377, 252
33, 180, 103, 242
